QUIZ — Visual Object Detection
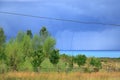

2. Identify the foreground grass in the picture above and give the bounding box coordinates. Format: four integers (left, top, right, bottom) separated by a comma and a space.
0, 72, 120, 80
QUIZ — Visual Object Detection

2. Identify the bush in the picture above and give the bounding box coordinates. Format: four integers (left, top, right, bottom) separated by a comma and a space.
0, 62, 7, 73
18, 59, 33, 71
90, 57, 102, 72
75, 54, 87, 67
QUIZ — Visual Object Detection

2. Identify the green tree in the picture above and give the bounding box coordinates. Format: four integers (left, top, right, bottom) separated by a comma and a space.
60, 54, 70, 63
39, 27, 49, 44
49, 49, 60, 66
31, 49, 45, 72
5, 39, 24, 71
16, 31, 25, 42
5, 32, 33, 71
0, 27, 6, 46
26, 30, 33, 38
43, 37, 56, 57
16, 32, 33, 59
31, 34, 45, 72
39, 27, 49, 38
75, 54, 87, 67
21, 34, 33, 58
32, 34, 42, 50
39, 27, 56, 57
0, 27, 6, 60
90, 57, 102, 69
68, 56, 74, 69
0, 27, 6, 73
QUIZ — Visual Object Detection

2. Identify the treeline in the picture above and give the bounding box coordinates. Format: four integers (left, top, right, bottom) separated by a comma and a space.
0, 27, 102, 73
60, 54, 102, 72
0, 27, 60, 72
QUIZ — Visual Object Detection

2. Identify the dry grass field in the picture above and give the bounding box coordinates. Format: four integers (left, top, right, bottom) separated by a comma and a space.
0, 72, 120, 80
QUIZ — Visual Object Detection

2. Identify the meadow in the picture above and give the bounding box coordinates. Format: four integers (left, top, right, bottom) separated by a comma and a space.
0, 72, 120, 80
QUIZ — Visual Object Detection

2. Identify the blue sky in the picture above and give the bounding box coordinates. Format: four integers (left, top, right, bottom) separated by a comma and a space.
0, 0, 120, 51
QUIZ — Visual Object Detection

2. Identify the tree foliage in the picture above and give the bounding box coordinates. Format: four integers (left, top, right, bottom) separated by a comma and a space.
26, 30, 33, 38
31, 49, 45, 72
0, 27, 6, 46
39, 27, 49, 38
0, 26, 104, 73
60, 54, 70, 63
21, 34, 33, 58
43, 37, 56, 57
0, 27, 6, 60
39, 27, 49, 44
32, 35, 42, 50
49, 49, 60, 66
90, 57, 102, 69
75, 54, 87, 67
5, 39, 24, 71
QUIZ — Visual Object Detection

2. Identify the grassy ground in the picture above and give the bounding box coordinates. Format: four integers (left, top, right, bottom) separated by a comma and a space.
0, 72, 120, 80
0, 58, 120, 80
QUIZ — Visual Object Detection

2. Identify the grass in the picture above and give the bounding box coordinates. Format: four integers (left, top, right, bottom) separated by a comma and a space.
0, 58, 120, 80
0, 72, 120, 80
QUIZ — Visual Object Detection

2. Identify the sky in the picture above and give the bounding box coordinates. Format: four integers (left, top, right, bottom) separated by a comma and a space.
0, 0, 120, 51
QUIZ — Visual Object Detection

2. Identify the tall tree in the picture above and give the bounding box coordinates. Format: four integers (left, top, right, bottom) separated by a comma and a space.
16, 32, 33, 59
26, 30, 33, 38
21, 34, 33, 59
39, 27, 49, 37
16, 31, 25, 42
32, 35, 42, 50
43, 37, 56, 57
5, 32, 33, 71
39, 27, 49, 44
0, 27, 6, 60
5, 39, 24, 71
31, 49, 45, 72
0, 27, 5, 46
39, 27, 56, 57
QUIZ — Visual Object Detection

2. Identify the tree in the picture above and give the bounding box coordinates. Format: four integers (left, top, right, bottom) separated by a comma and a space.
26, 30, 33, 38
39, 27, 49, 44
16, 32, 33, 59
60, 54, 70, 63
43, 37, 56, 57
31, 34, 45, 72
39, 27, 56, 57
49, 49, 60, 66
32, 34, 42, 50
0, 27, 6, 46
5, 39, 24, 71
21, 34, 33, 58
0, 27, 6, 60
90, 57, 102, 70
31, 49, 45, 72
16, 31, 25, 42
68, 56, 74, 69
75, 54, 87, 67
5, 32, 32, 71
39, 27, 49, 38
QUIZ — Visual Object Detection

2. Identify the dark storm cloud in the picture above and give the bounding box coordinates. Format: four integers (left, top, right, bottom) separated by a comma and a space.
0, 0, 120, 50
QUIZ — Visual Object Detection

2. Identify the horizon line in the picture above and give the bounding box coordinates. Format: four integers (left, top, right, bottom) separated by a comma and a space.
60, 50, 120, 51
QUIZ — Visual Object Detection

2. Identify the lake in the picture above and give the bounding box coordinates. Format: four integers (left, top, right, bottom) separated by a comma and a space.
60, 50, 120, 58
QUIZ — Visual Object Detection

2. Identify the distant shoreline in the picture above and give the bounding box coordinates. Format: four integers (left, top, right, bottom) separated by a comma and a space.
60, 50, 120, 51
60, 50, 120, 58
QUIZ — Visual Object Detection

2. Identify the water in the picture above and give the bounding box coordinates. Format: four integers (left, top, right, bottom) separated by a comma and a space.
60, 50, 120, 58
